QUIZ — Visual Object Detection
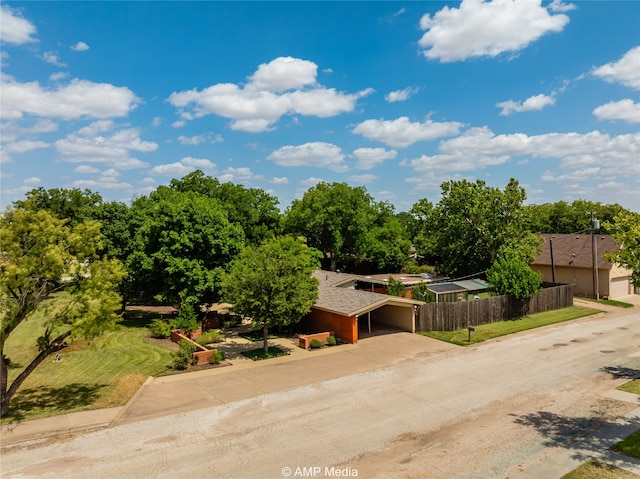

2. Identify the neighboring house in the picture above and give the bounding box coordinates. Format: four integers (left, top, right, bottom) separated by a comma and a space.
532, 234, 633, 299
302, 270, 423, 344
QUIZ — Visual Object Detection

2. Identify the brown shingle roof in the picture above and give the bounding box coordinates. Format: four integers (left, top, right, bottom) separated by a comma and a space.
533, 234, 621, 270
313, 270, 422, 316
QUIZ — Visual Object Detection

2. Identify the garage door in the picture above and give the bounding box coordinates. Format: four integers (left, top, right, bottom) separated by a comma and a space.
610, 277, 630, 298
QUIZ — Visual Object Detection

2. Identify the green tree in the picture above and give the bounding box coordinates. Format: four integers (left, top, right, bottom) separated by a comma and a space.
425, 178, 531, 276
0, 209, 125, 417
222, 236, 321, 353
169, 170, 281, 244
13, 187, 103, 226
128, 187, 245, 307
523, 200, 627, 235
487, 257, 542, 301
604, 211, 640, 287
385, 277, 407, 297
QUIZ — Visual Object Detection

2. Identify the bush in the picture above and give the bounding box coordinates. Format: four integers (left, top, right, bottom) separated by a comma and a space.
309, 339, 323, 349
172, 304, 199, 337
172, 339, 197, 370
197, 330, 225, 346
149, 319, 172, 339
326, 335, 337, 346
209, 351, 225, 365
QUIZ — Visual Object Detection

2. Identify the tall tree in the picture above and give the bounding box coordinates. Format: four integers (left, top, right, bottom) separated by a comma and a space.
13, 187, 103, 226
169, 170, 281, 244
425, 178, 533, 277
486, 239, 542, 300
0, 209, 125, 417
604, 211, 640, 287
222, 237, 321, 353
523, 200, 627, 235
128, 187, 245, 307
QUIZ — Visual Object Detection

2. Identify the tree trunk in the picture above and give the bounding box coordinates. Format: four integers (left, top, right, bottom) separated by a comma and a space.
263, 324, 269, 354
1, 330, 71, 417
0, 341, 8, 418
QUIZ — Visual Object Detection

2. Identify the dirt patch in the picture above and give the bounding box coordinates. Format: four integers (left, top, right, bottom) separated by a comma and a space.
126, 304, 177, 315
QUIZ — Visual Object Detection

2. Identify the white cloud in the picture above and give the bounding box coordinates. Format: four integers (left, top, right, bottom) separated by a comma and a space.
548, 0, 576, 13
42, 51, 66, 67
71, 41, 90, 52
55, 120, 157, 169
3, 139, 49, 154
218, 167, 263, 183
138, 177, 156, 185
74, 165, 101, 174
149, 157, 216, 177
407, 127, 640, 185
152, 117, 162, 127
23, 176, 41, 186
71, 179, 132, 190
177, 133, 223, 145
348, 174, 378, 184
385, 87, 419, 102
418, 0, 571, 62
172, 120, 186, 128
267, 142, 347, 171
353, 116, 463, 148
300, 177, 324, 187
593, 99, 640, 123
49, 71, 69, 82
1, 78, 140, 120
248, 56, 317, 92
592, 47, 640, 90
497, 93, 556, 115
168, 56, 372, 132
270, 177, 289, 185
352, 147, 398, 170
0, 5, 37, 45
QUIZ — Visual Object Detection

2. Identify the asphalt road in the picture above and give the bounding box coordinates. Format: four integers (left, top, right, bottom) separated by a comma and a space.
2, 307, 639, 479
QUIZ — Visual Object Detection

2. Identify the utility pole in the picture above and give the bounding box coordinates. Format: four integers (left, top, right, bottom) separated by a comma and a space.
550, 236, 556, 284
590, 212, 600, 300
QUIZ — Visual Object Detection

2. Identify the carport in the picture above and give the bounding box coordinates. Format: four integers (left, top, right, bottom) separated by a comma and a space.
303, 271, 423, 343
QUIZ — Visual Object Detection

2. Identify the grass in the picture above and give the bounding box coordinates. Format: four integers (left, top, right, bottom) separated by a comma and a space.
560, 459, 639, 479
2, 301, 174, 423
241, 346, 287, 361
240, 330, 280, 341
578, 297, 634, 308
617, 379, 640, 396
612, 429, 640, 460
419, 306, 600, 345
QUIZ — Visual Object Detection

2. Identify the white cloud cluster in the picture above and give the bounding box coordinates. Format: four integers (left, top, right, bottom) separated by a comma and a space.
55, 120, 157, 169
385, 87, 419, 102
407, 127, 640, 187
42, 51, 66, 67
0, 5, 37, 45
168, 57, 373, 132
418, 0, 572, 62
348, 174, 378, 184
177, 133, 223, 145
267, 142, 347, 171
150, 157, 216, 177
1, 78, 140, 120
71, 41, 90, 52
497, 93, 556, 115
593, 99, 640, 123
352, 148, 397, 170
592, 46, 640, 90
352, 116, 463, 148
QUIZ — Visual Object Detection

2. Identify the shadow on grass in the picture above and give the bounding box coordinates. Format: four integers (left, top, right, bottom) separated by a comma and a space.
121, 308, 176, 329
601, 366, 640, 379
4, 382, 107, 423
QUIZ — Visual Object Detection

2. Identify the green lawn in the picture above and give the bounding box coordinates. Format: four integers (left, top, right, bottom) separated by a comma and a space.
613, 430, 640, 460
241, 346, 287, 360
2, 303, 174, 423
560, 459, 639, 479
579, 297, 634, 308
618, 379, 640, 396
419, 306, 600, 345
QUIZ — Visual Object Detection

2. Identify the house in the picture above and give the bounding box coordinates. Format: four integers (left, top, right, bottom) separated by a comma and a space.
302, 271, 424, 344
427, 279, 490, 303
532, 234, 633, 299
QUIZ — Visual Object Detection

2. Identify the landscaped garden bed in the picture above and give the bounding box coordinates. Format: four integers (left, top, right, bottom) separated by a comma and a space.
241, 347, 289, 361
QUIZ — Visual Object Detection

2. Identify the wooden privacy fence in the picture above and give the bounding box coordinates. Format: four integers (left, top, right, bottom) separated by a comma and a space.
416, 283, 574, 332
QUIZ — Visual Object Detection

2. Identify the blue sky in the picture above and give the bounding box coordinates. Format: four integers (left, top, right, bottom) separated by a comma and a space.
1, 1, 638, 213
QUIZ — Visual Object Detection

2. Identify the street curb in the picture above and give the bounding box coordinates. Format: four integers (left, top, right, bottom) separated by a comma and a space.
110, 376, 155, 426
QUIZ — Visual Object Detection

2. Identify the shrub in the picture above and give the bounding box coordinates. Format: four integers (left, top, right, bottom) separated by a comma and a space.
309, 339, 323, 349
209, 351, 225, 365
172, 304, 199, 337
172, 339, 197, 370
197, 330, 225, 346
326, 335, 337, 346
149, 319, 172, 339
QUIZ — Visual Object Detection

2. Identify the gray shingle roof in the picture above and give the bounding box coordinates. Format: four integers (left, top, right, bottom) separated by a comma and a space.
534, 234, 620, 270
